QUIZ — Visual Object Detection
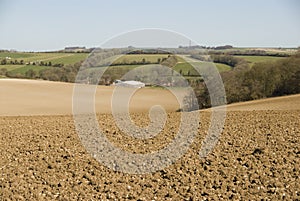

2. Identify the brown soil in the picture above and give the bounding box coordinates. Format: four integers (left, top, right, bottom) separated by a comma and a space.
0, 79, 299, 200
224, 94, 300, 111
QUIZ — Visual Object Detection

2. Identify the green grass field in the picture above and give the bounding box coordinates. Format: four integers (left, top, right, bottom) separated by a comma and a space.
101, 60, 231, 79
0, 52, 88, 65
0, 52, 34, 59
9, 65, 50, 74
83, 65, 139, 75
0, 52, 88, 77
215, 63, 232, 72
0, 64, 50, 77
44, 53, 88, 64
113, 54, 170, 64
174, 62, 231, 76
0, 52, 231, 80
0, 65, 24, 71
234, 55, 285, 63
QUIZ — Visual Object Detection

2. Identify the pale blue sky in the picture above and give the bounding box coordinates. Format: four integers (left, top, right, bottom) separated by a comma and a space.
0, 0, 299, 51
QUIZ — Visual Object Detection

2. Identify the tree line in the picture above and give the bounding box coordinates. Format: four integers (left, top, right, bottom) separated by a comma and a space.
0, 62, 80, 82
0, 58, 66, 67
184, 52, 300, 110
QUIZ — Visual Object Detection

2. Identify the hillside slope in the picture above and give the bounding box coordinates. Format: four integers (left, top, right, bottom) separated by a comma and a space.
224, 94, 300, 111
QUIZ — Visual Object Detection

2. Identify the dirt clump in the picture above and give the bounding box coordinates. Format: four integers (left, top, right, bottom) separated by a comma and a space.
0, 110, 299, 200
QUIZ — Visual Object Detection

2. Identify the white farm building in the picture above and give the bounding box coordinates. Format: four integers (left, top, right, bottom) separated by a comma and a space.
114, 80, 145, 88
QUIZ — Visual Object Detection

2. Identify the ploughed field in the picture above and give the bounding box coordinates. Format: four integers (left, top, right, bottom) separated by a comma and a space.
0, 79, 299, 200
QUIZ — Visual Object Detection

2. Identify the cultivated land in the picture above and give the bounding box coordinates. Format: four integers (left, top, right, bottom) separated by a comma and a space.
0, 79, 299, 200
0, 79, 182, 116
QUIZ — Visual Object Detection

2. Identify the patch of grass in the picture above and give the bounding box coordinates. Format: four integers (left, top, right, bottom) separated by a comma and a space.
235, 56, 285, 63
174, 62, 231, 76
0, 53, 59, 63
0, 52, 89, 65
82, 65, 140, 81
0, 52, 34, 59
173, 62, 195, 75
0, 65, 25, 71
174, 55, 187, 62
9, 65, 50, 75
46, 53, 88, 65
104, 65, 139, 76
113, 54, 170, 64
215, 63, 232, 72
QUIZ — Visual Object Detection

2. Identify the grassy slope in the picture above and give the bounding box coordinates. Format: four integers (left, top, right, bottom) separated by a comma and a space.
0, 52, 231, 79
0, 52, 61, 63
234, 55, 285, 67
91, 61, 231, 79
113, 54, 169, 64
0, 52, 33, 58
45, 53, 88, 64
0, 52, 88, 77
174, 62, 231, 75
0, 52, 88, 64
215, 63, 232, 72
84, 65, 139, 79
9, 65, 50, 74
235, 55, 284, 62
0, 65, 24, 71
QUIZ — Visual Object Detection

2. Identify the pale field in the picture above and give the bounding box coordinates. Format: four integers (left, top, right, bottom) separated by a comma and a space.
0, 79, 184, 116
1, 79, 299, 116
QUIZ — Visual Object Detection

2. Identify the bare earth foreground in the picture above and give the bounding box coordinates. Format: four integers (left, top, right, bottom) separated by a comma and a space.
0, 79, 299, 200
